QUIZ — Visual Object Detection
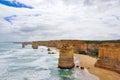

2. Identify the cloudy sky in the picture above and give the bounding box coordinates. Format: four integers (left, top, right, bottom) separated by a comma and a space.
0, 0, 120, 42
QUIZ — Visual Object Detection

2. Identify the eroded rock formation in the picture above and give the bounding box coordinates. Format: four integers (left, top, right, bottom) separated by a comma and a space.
22, 40, 120, 72
95, 43, 120, 73
58, 43, 74, 69
32, 41, 38, 49
22, 42, 31, 48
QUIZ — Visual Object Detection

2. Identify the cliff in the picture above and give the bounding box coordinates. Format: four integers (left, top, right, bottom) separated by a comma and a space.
22, 40, 120, 73
85, 43, 100, 56
95, 43, 120, 73
22, 40, 87, 53
22, 40, 120, 55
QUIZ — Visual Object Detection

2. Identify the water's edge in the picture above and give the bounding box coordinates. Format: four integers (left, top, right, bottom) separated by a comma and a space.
0, 43, 99, 80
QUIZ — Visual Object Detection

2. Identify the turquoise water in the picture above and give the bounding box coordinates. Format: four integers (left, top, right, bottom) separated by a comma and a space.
0, 43, 99, 80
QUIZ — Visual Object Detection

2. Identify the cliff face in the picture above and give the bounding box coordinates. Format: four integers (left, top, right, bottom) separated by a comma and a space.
86, 43, 100, 55
22, 40, 101, 55
36, 40, 87, 53
95, 43, 120, 73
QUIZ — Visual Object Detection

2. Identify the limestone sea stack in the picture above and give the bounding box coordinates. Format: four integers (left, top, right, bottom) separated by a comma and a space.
58, 43, 75, 69
32, 41, 38, 49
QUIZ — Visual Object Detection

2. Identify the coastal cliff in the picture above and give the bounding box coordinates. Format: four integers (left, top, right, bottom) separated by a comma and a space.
22, 40, 98, 54
22, 40, 120, 73
95, 43, 120, 73
22, 40, 120, 56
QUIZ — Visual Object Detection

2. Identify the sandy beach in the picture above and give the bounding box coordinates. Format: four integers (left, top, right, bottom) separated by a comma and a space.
74, 54, 120, 80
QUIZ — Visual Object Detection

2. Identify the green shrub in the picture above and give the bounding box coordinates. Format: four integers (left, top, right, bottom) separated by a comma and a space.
92, 51, 98, 58
78, 50, 99, 58
79, 51, 87, 55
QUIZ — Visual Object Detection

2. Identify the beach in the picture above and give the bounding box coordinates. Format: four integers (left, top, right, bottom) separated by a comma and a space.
74, 54, 120, 80
49, 47, 120, 80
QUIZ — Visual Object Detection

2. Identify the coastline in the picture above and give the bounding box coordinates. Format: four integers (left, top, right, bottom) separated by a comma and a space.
74, 54, 120, 80
49, 47, 120, 80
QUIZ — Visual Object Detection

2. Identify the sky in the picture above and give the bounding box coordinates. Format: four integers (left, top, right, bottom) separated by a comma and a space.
0, 0, 120, 42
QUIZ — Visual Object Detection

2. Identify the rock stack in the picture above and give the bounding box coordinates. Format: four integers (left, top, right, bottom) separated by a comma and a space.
22, 42, 25, 48
32, 41, 38, 49
58, 43, 75, 69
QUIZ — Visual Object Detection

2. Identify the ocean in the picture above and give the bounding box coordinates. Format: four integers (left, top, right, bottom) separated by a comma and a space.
0, 42, 99, 80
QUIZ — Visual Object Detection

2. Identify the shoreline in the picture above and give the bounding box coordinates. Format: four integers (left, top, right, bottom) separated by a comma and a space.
49, 47, 120, 80
74, 54, 120, 80
48, 47, 59, 52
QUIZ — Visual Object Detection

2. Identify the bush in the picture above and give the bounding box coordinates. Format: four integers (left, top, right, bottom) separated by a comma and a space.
78, 50, 99, 58
92, 51, 98, 58
79, 51, 87, 55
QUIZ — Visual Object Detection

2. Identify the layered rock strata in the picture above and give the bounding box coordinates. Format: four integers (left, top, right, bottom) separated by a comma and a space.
22, 40, 120, 72
32, 41, 38, 49
95, 43, 120, 73
58, 43, 75, 69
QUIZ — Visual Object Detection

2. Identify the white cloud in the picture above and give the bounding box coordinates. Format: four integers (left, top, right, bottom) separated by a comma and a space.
0, 0, 120, 42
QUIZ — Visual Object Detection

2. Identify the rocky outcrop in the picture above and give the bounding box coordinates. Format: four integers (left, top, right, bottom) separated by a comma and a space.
95, 43, 120, 73
58, 43, 74, 69
32, 41, 38, 49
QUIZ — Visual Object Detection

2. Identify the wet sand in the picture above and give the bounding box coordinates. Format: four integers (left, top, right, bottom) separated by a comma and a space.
74, 54, 120, 80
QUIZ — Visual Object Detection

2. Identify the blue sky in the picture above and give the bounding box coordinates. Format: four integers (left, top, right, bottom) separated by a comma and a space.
0, 0, 33, 9
0, 0, 120, 42
4, 15, 16, 24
